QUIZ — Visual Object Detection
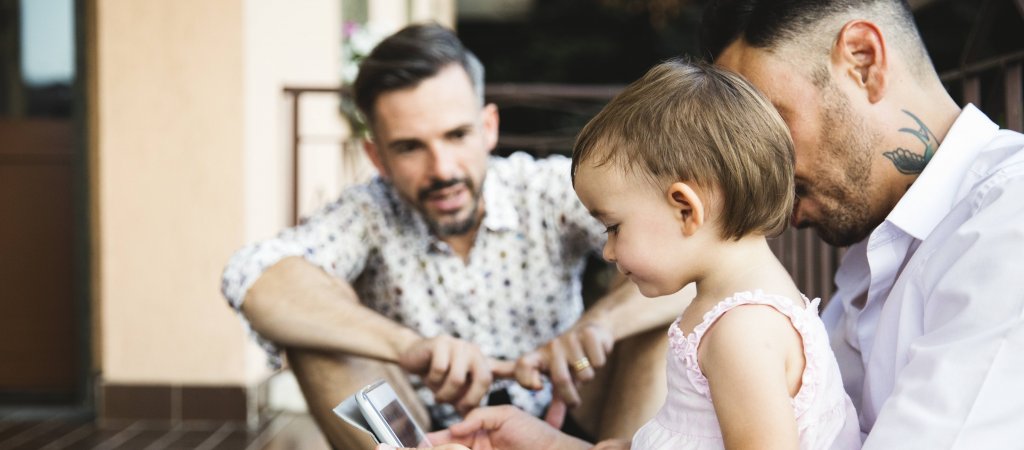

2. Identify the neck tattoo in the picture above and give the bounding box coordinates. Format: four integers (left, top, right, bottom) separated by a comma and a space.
883, 109, 940, 175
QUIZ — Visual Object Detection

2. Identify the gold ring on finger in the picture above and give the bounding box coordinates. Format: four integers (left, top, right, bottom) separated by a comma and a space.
571, 357, 592, 373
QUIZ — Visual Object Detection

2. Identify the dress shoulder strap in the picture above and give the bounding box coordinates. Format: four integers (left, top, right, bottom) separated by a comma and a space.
669, 290, 824, 410
690, 290, 818, 343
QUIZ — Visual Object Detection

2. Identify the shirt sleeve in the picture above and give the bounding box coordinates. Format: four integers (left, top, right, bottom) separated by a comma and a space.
219, 185, 376, 365
863, 166, 1024, 448
533, 154, 606, 260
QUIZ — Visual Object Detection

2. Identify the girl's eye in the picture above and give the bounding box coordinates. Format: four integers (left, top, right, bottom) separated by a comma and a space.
604, 224, 619, 235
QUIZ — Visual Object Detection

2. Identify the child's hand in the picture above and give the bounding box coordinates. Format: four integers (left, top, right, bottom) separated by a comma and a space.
593, 438, 632, 450
375, 444, 468, 450
384, 405, 591, 450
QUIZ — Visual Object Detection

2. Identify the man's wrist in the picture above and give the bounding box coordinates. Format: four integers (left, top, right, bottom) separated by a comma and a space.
579, 309, 618, 340
391, 327, 423, 361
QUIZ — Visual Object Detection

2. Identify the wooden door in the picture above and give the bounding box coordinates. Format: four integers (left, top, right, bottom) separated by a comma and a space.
0, 119, 79, 402
0, 0, 83, 404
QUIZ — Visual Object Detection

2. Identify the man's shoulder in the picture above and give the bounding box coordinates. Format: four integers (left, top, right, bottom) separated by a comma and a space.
988, 129, 1024, 170
969, 130, 1024, 195
319, 176, 399, 216
337, 176, 391, 200
486, 152, 576, 211
490, 151, 570, 174
919, 131, 1024, 250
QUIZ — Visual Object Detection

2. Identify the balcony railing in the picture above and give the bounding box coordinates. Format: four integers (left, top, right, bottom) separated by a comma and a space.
939, 50, 1024, 132
283, 50, 1022, 302
283, 83, 843, 301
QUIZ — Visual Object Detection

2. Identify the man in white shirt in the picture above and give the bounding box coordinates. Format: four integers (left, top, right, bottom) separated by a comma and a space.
701, 0, 1024, 447
384, 3, 1024, 449
221, 23, 691, 449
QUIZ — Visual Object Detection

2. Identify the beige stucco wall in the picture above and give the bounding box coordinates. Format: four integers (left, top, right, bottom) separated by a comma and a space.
92, 0, 454, 387
94, 0, 248, 385
93, 0, 343, 386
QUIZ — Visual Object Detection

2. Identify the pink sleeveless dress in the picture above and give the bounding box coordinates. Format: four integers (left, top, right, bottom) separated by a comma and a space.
631, 290, 862, 449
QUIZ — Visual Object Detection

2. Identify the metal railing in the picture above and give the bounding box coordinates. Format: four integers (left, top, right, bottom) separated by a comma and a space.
283, 83, 844, 300
283, 54, 1024, 302
939, 50, 1024, 132
484, 83, 623, 157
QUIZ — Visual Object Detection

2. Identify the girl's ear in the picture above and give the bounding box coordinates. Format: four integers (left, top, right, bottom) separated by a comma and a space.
667, 181, 705, 237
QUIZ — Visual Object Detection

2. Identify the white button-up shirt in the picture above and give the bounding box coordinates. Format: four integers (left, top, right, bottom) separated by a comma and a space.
221, 152, 605, 425
822, 105, 1024, 448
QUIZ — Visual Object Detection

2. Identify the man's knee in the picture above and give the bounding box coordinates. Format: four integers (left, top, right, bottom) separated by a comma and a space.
285, 348, 429, 448
573, 327, 670, 441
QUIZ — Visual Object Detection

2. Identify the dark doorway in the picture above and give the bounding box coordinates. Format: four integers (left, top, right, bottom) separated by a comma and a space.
0, 0, 89, 410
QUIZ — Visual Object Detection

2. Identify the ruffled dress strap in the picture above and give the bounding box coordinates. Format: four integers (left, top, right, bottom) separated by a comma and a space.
669, 290, 824, 418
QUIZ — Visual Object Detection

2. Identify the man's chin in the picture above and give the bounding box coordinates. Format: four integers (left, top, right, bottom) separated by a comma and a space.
812, 224, 868, 248
793, 212, 860, 247
429, 214, 478, 237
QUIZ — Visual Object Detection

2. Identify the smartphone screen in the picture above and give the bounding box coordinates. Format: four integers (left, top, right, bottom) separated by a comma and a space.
360, 380, 431, 447
372, 397, 427, 446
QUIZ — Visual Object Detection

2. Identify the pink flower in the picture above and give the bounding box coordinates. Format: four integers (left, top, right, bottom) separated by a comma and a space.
343, 20, 361, 39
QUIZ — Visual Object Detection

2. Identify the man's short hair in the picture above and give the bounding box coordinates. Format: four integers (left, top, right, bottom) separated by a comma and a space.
353, 22, 485, 126
571, 59, 795, 240
699, 0, 932, 84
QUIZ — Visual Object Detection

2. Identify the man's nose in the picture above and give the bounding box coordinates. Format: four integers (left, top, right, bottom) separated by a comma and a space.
427, 144, 458, 179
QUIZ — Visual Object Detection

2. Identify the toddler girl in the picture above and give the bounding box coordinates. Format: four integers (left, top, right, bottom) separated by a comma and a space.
569, 59, 861, 449
380, 59, 861, 450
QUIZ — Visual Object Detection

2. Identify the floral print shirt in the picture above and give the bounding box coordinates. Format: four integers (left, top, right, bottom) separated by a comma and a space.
221, 152, 605, 425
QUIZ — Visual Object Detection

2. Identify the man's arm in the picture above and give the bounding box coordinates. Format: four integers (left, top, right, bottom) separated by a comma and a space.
585, 275, 695, 341
242, 256, 512, 413
242, 256, 420, 362
515, 275, 694, 406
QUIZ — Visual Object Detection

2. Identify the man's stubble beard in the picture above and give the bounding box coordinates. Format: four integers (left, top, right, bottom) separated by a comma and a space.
803, 85, 888, 247
418, 175, 485, 238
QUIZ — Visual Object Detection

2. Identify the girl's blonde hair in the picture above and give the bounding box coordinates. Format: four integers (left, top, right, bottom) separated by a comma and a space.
571, 59, 795, 240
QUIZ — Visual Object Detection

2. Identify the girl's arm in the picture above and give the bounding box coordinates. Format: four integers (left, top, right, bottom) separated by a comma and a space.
700, 305, 804, 450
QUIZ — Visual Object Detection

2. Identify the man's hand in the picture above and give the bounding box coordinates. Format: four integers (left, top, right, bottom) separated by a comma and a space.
514, 320, 615, 407
399, 335, 514, 415
376, 405, 592, 450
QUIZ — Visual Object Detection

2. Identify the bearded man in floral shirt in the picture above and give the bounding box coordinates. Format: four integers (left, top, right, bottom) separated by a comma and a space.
221, 23, 691, 449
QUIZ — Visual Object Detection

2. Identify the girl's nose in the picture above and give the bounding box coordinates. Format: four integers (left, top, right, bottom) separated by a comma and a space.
602, 241, 616, 263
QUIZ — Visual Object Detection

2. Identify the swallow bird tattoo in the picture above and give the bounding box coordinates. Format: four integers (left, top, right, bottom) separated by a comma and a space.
883, 110, 939, 175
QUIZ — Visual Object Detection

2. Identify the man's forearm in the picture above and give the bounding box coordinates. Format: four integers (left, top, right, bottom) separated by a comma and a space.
241, 256, 421, 362
584, 276, 694, 341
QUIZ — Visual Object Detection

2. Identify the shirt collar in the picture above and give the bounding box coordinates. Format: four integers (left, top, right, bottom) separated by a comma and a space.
885, 104, 999, 241
479, 165, 518, 233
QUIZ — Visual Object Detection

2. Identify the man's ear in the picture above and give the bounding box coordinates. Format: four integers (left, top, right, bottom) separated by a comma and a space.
363, 138, 390, 178
482, 103, 500, 154
832, 20, 888, 104
667, 182, 705, 237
